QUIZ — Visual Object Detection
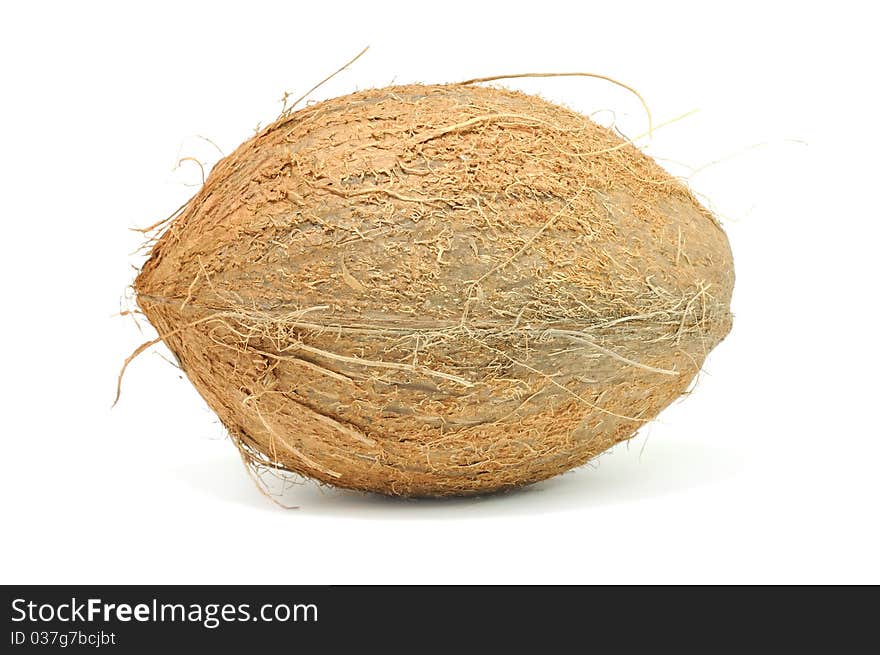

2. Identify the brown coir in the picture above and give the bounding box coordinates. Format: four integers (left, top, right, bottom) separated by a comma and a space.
132, 82, 734, 496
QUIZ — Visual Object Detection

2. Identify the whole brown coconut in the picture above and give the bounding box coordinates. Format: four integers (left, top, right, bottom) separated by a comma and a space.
134, 83, 734, 497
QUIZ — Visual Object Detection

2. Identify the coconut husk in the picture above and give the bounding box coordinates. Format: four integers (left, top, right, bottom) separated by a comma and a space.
131, 81, 734, 497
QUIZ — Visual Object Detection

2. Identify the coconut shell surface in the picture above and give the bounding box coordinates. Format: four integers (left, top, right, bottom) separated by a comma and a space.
134, 83, 734, 496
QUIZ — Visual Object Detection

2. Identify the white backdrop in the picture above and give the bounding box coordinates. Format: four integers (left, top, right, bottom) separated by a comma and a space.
1, 0, 877, 584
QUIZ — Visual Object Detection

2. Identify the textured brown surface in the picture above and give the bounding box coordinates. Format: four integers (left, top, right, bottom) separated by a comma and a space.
134, 83, 734, 496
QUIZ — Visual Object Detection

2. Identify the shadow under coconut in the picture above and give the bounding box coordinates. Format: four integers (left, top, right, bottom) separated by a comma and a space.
173, 435, 746, 517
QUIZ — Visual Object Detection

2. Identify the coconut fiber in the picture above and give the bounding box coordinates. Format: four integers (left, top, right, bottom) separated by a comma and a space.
132, 81, 734, 497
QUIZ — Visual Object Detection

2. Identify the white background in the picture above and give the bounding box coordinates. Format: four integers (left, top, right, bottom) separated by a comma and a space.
1, 1, 877, 584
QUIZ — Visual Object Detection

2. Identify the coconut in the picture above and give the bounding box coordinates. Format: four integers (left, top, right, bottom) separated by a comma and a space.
131, 81, 734, 497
